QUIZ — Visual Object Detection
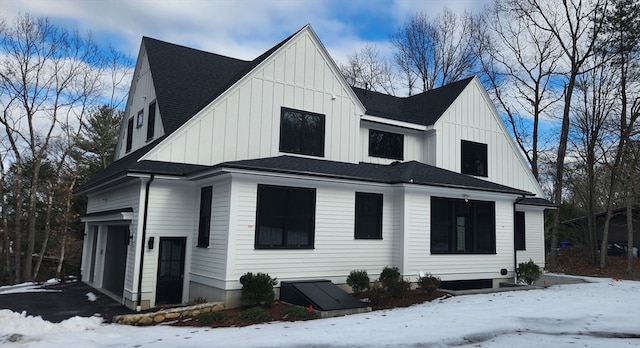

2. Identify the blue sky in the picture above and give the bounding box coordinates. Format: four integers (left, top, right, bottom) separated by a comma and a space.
3, 0, 491, 65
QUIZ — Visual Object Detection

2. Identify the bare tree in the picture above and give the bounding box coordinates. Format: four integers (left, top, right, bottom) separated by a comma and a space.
0, 14, 107, 282
391, 8, 478, 94
340, 45, 397, 95
504, 0, 609, 271
480, 0, 564, 181
597, 0, 640, 268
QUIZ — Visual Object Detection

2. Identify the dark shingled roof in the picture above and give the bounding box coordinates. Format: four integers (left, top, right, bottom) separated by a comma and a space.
219, 155, 532, 196
516, 197, 557, 207
353, 77, 474, 126
144, 27, 301, 136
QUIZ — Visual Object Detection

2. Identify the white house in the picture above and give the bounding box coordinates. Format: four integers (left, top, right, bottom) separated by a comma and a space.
77, 25, 554, 310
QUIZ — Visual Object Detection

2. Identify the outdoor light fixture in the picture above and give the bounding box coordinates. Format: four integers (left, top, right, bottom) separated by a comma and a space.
464, 194, 469, 202
148, 236, 155, 250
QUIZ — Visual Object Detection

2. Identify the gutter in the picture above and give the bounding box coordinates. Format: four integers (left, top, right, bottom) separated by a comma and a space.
136, 174, 154, 311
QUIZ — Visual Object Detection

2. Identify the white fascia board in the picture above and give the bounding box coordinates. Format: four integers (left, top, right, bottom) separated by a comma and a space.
361, 115, 429, 131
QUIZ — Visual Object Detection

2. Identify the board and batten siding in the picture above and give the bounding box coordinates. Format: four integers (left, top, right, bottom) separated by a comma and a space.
115, 47, 162, 160
190, 177, 233, 289
516, 208, 546, 266
403, 187, 516, 281
209, 174, 398, 290
433, 79, 544, 197
142, 29, 363, 166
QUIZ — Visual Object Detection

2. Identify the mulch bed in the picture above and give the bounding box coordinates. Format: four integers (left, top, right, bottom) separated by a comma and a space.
165, 249, 639, 328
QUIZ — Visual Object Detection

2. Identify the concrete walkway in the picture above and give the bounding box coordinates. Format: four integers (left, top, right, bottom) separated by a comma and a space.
440, 273, 589, 296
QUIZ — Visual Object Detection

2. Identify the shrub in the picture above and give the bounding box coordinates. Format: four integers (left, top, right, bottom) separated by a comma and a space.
239, 272, 278, 306
239, 306, 270, 322
417, 273, 441, 295
347, 270, 370, 294
379, 266, 401, 288
281, 306, 319, 320
195, 311, 228, 325
367, 281, 388, 305
517, 259, 542, 285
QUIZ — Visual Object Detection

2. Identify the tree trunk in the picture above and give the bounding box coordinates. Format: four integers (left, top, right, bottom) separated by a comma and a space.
625, 197, 634, 274
32, 192, 54, 281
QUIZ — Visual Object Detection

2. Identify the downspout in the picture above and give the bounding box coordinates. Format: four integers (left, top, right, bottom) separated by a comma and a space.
136, 174, 154, 311
513, 195, 525, 283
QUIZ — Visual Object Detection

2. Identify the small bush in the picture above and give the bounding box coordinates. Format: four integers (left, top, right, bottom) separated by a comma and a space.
239, 272, 278, 306
239, 306, 270, 322
417, 273, 441, 295
282, 306, 319, 320
347, 270, 370, 294
378, 266, 409, 298
367, 281, 388, 305
195, 311, 228, 325
188, 297, 208, 305
517, 259, 542, 285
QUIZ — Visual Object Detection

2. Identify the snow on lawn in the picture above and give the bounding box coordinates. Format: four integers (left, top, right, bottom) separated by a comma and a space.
1, 275, 639, 347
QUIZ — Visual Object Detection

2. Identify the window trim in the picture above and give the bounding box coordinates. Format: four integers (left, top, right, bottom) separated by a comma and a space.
368, 129, 404, 160
278, 107, 325, 157
197, 186, 212, 248
136, 109, 144, 128
430, 196, 496, 254
354, 192, 383, 240
461, 140, 488, 177
255, 184, 316, 249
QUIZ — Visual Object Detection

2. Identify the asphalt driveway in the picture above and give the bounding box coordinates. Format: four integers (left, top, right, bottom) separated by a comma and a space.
0, 281, 134, 323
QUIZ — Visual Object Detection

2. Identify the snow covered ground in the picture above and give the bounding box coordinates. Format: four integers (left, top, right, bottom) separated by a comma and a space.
1, 275, 639, 347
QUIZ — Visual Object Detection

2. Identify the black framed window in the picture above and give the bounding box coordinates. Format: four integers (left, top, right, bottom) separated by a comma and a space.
515, 211, 525, 250
146, 100, 156, 141
136, 109, 144, 128
197, 186, 212, 247
461, 140, 488, 177
369, 129, 403, 160
430, 196, 495, 254
125, 117, 134, 152
279, 107, 325, 157
255, 184, 316, 249
355, 192, 383, 239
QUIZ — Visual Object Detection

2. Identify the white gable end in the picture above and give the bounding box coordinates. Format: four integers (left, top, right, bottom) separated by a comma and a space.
142, 26, 364, 165
433, 78, 544, 196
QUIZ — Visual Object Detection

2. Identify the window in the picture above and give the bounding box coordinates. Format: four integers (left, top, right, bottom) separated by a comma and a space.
431, 196, 495, 254
355, 192, 383, 239
279, 107, 325, 157
126, 117, 134, 152
197, 186, 212, 247
146, 101, 156, 141
461, 140, 488, 177
515, 211, 525, 250
255, 185, 316, 249
136, 109, 144, 128
369, 129, 403, 160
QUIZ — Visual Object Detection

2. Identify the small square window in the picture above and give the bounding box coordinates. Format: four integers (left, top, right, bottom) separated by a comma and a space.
136, 109, 144, 128
369, 129, 403, 160
279, 107, 325, 157
461, 140, 488, 177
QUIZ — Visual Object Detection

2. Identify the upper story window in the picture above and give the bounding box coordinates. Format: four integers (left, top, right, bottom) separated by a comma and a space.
355, 192, 383, 239
279, 107, 325, 157
147, 100, 156, 141
125, 117, 134, 153
369, 129, 403, 160
461, 140, 487, 177
136, 109, 144, 128
255, 184, 316, 249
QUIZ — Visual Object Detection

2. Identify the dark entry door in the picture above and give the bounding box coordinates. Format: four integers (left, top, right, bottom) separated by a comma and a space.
156, 237, 186, 305
103, 226, 129, 297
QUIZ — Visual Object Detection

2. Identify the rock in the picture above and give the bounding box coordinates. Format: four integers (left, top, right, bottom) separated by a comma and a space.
138, 316, 153, 325
165, 312, 180, 319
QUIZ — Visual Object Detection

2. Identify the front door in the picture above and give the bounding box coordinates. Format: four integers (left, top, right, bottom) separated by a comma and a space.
156, 237, 186, 305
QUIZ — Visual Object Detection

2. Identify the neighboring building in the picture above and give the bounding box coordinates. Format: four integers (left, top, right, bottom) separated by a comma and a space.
564, 206, 639, 252
76, 25, 554, 310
